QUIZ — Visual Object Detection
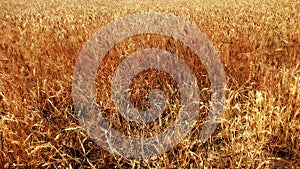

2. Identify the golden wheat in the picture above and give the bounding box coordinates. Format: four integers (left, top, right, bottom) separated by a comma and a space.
0, 0, 299, 168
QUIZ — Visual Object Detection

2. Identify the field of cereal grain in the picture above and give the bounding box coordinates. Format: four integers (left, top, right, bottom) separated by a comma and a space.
0, 0, 299, 168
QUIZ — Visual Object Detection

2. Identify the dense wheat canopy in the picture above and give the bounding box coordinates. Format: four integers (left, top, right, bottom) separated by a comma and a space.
0, 0, 299, 168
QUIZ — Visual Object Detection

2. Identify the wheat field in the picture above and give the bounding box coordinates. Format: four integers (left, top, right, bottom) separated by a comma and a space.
0, 0, 299, 168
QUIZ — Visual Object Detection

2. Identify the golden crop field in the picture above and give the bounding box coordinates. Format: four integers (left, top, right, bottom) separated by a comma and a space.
0, 0, 299, 168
